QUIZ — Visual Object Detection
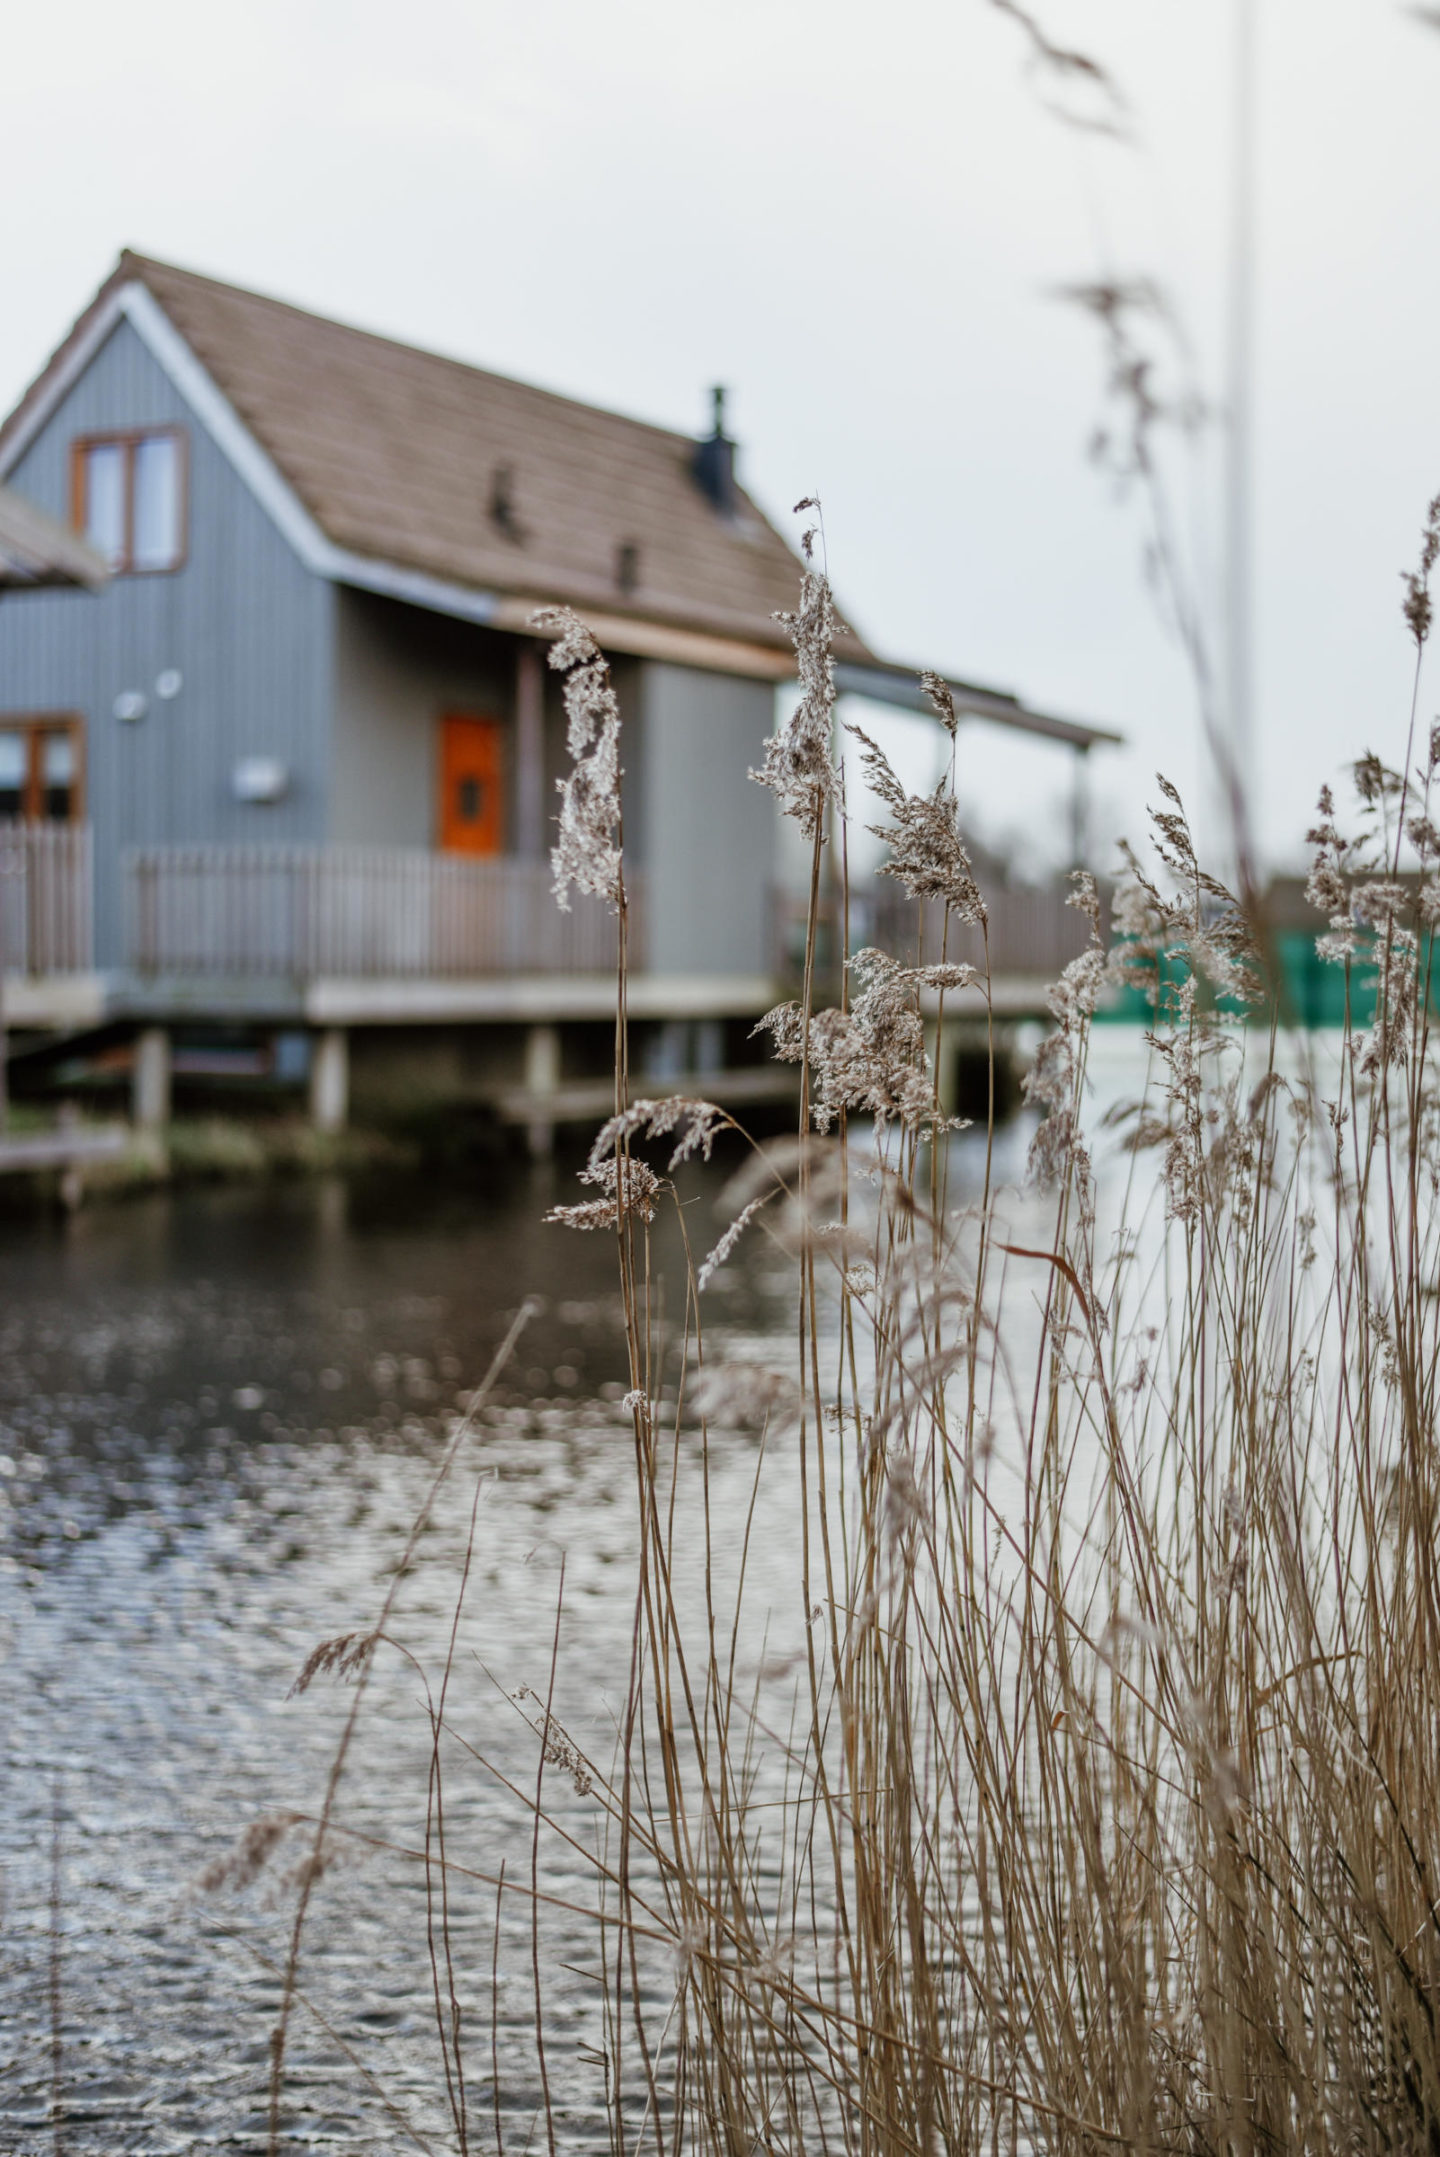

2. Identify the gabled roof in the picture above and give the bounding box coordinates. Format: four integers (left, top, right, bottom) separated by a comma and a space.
1, 250, 871, 667
0, 484, 108, 591
0, 252, 1120, 747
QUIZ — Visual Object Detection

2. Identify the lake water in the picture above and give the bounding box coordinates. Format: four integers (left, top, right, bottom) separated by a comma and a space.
0, 1052, 1178, 2155
0, 1153, 864, 2154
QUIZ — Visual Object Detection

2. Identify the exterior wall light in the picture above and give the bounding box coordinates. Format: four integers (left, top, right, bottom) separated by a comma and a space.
232, 757, 289, 804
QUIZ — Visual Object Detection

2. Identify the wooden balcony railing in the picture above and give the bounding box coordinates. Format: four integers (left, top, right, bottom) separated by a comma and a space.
0, 821, 93, 974
125, 846, 636, 978
869, 886, 1096, 982
771, 878, 1095, 989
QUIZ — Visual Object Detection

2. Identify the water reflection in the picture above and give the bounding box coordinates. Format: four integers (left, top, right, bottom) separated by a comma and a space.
0, 1085, 1063, 2154
0, 1159, 803, 2152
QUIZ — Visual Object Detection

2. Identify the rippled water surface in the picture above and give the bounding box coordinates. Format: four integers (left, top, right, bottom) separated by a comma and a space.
0, 1163, 814, 2154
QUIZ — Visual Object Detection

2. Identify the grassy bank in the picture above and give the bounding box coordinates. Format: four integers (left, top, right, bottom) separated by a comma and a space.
0, 1114, 417, 1207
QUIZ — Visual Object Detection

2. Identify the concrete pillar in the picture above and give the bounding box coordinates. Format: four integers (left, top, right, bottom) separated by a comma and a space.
693, 1017, 725, 1076
646, 1018, 686, 1084
524, 1022, 560, 1160
515, 642, 546, 863
132, 1027, 171, 1130
934, 1021, 958, 1122
310, 1027, 350, 1133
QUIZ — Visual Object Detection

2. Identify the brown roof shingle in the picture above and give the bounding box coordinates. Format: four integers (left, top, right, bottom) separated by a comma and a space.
1, 255, 1124, 744
94, 252, 870, 660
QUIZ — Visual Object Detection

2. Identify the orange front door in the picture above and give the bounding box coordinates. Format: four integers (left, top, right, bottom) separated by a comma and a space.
439, 715, 504, 854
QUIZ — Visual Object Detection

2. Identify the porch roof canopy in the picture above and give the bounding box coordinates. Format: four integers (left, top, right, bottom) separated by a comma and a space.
0, 485, 108, 591
833, 661, 1122, 753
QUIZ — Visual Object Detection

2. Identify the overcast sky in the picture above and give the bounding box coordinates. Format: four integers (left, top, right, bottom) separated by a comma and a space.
6, 0, 1440, 878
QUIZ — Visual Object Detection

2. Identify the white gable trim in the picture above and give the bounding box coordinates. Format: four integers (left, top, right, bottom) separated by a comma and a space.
326, 552, 500, 626
0, 285, 131, 478
120, 283, 335, 569
0, 278, 500, 625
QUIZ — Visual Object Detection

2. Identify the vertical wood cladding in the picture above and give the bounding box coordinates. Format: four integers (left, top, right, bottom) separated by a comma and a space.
0, 316, 781, 986
639, 661, 777, 977
0, 318, 332, 963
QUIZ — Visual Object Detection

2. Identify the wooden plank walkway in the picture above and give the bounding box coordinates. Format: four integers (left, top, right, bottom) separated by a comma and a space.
492, 1064, 801, 1130
0, 1123, 129, 1176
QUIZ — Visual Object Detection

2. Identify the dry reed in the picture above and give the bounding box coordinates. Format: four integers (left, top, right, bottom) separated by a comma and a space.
251, 502, 1440, 2154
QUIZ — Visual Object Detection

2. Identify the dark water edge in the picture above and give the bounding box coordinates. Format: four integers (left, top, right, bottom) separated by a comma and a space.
0, 1163, 808, 2154
0, 1106, 1046, 2155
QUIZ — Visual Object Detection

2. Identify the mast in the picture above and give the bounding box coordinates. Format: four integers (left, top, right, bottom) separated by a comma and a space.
1224, 0, 1258, 868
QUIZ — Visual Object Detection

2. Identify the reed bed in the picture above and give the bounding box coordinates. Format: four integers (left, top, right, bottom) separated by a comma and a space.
257, 509, 1440, 2156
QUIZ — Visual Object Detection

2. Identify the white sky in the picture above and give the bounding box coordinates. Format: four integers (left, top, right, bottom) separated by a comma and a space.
5, 0, 1440, 880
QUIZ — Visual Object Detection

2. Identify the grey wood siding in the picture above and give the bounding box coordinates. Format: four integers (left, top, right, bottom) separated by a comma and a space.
0, 314, 780, 989
638, 662, 777, 976
0, 318, 332, 964
331, 596, 645, 865
331, 591, 513, 847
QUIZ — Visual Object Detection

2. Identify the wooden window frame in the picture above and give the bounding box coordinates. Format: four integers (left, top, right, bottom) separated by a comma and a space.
0, 713, 86, 823
70, 426, 189, 575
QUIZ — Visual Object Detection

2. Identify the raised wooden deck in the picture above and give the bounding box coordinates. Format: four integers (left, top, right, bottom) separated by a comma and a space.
0, 832, 1094, 1037
0, 1121, 128, 1176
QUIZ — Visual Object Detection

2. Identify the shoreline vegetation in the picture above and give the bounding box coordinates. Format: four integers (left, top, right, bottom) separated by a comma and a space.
0, 1112, 416, 1205
203, 496, 1440, 2155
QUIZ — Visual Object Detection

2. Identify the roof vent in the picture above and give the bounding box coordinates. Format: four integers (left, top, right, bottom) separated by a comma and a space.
615, 540, 640, 597
691, 386, 737, 517
489, 464, 524, 542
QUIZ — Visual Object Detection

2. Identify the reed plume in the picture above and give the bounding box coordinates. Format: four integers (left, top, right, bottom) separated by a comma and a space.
259, 498, 1440, 2157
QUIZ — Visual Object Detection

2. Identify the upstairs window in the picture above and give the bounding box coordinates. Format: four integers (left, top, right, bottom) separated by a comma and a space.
72, 429, 186, 573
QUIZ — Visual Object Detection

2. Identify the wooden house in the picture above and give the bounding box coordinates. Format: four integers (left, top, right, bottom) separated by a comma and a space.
0, 253, 1115, 1140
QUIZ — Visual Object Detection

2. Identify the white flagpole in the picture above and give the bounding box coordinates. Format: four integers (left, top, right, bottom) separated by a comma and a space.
1225, 0, 1259, 877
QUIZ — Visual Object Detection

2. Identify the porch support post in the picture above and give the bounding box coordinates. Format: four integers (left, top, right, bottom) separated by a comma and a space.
310, 1027, 350, 1133
1070, 744, 1091, 869
132, 1027, 172, 1130
515, 641, 546, 863
524, 1022, 559, 1160
0, 846, 7, 1133
934, 1019, 958, 1122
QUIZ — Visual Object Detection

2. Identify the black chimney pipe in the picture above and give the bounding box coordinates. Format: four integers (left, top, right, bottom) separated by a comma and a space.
692, 385, 736, 516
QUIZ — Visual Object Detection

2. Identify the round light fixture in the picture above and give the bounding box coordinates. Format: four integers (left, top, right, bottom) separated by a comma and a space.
232, 756, 289, 804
